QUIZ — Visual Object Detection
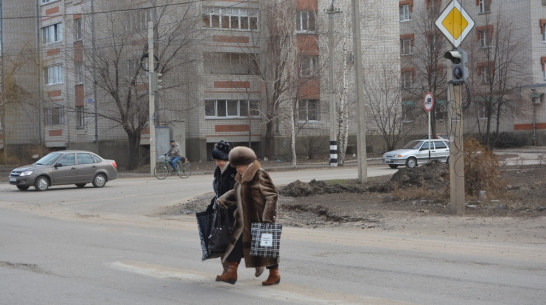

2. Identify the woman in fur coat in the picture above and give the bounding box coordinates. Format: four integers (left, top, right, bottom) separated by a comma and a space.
206, 140, 237, 277
216, 146, 280, 286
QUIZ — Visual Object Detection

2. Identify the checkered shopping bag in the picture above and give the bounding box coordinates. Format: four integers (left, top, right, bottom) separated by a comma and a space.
250, 222, 282, 258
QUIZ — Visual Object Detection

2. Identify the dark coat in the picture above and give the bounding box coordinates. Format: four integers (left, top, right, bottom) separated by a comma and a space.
207, 163, 237, 212
218, 161, 279, 268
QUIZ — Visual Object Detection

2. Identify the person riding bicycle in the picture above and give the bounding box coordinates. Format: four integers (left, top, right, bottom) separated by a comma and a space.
165, 139, 186, 173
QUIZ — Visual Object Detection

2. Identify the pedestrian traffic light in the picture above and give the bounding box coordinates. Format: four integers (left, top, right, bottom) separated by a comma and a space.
151, 72, 163, 92
444, 49, 468, 85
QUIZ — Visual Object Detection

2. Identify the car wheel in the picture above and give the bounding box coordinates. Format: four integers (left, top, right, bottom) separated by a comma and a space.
17, 185, 30, 191
406, 157, 417, 168
76, 183, 86, 188
388, 164, 399, 169
34, 176, 49, 191
92, 173, 107, 188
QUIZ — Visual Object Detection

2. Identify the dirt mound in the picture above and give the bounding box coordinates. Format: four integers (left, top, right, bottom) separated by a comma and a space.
280, 162, 448, 198
279, 179, 377, 197
387, 161, 449, 191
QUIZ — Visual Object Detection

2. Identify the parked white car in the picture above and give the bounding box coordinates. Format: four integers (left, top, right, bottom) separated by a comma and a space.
382, 139, 450, 169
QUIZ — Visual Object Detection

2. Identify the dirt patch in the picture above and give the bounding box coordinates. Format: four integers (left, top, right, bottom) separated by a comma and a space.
159, 163, 546, 233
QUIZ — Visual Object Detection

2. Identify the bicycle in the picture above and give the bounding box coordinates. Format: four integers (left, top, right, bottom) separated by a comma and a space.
154, 154, 191, 180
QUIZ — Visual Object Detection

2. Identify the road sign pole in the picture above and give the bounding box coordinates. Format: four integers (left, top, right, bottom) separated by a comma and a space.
447, 78, 465, 216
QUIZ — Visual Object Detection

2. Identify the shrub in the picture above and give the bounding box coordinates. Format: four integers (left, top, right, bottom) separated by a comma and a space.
464, 137, 507, 197
494, 132, 527, 148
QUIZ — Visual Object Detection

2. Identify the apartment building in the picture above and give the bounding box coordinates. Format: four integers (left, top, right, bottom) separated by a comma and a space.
1, 0, 401, 165
0, 0, 40, 151
399, 0, 546, 145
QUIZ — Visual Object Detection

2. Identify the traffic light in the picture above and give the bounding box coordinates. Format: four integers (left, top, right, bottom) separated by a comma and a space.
444, 49, 468, 85
150, 72, 163, 92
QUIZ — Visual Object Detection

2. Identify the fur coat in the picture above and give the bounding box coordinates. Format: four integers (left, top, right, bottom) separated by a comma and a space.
217, 160, 279, 268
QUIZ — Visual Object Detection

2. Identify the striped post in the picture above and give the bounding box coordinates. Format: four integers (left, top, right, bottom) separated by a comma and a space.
330, 141, 338, 167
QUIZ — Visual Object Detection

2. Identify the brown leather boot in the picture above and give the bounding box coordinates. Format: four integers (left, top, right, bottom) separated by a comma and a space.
261, 267, 280, 286
216, 261, 238, 284
221, 260, 229, 276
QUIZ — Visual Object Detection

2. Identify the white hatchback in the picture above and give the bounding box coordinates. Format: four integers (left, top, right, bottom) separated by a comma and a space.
382, 139, 450, 169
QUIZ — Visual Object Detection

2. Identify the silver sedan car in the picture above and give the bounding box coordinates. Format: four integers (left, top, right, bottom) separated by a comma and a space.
9, 150, 118, 191
382, 139, 450, 169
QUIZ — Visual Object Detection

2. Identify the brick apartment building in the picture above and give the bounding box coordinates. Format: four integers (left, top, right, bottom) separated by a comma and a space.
0, 0, 400, 165
399, 0, 546, 146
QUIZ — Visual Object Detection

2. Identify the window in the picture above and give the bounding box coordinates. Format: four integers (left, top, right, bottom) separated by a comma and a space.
76, 106, 84, 128
74, 19, 82, 41
296, 11, 316, 33
298, 99, 320, 122
478, 102, 488, 119
479, 30, 490, 48
125, 9, 150, 32
400, 4, 412, 22
41, 23, 63, 44
203, 52, 259, 75
75, 62, 83, 84
300, 55, 318, 77
202, 7, 258, 30
44, 106, 65, 125
479, 65, 492, 83
58, 154, 75, 166
77, 153, 95, 165
205, 99, 259, 118
402, 101, 414, 122
435, 100, 446, 121
401, 71, 413, 89
41, 0, 58, 4
541, 20, 546, 41
479, 0, 490, 14
45, 65, 64, 85
433, 140, 447, 149
401, 38, 413, 55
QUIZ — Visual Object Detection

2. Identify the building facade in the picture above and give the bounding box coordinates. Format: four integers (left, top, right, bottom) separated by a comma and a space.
0, 0, 401, 166
399, 0, 546, 146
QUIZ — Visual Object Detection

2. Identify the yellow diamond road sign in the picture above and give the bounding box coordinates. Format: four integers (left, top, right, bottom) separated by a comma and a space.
435, 0, 474, 48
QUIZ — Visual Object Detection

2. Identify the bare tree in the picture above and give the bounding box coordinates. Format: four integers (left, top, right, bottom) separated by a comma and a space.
404, 1, 447, 138
1, 44, 37, 162
467, 10, 527, 149
80, 0, 199, 169
244, 1, 298, 160
365, 60, 407, 151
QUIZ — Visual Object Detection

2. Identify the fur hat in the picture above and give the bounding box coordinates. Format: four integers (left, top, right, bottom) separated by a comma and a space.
228, 146, 257, 166
211, 140, 232, 161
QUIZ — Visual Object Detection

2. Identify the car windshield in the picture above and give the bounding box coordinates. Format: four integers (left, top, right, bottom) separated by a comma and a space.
35, 152, 62, 165
402, 140, 422, 150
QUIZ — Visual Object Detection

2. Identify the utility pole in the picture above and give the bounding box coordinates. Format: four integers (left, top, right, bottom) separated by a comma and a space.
148, 21, 156, 176
326, 1, 341, 167
447, 77, 465, 216
352, 0, 367, 182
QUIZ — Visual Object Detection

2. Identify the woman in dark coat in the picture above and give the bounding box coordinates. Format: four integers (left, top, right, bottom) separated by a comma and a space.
217, 146, 280, 286
206, 141, 237, 276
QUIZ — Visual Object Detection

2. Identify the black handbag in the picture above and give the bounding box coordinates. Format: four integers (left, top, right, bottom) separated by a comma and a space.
207, 206, 232, 255
196, 209, 216, 261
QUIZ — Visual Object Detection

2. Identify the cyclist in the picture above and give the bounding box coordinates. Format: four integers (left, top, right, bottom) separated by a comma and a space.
165, 139, 186, 173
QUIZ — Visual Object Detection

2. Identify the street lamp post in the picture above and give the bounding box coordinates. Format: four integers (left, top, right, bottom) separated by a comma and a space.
325, 1, 341, 167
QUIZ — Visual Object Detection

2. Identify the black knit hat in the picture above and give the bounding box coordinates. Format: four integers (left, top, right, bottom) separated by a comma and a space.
228, 146, 257, 166
211, 140, 232, 161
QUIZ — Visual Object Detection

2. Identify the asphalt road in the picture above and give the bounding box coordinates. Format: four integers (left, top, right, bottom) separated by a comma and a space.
1, 166, 545, 305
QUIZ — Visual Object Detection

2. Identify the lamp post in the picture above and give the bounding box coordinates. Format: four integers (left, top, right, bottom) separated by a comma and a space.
325, 1, 341, 167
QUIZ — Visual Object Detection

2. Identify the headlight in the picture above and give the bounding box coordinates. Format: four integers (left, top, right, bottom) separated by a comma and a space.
20, 170, 33, 176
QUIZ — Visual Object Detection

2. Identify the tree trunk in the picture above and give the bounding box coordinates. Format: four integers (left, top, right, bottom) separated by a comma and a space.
126, 132, 141, 170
